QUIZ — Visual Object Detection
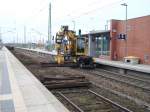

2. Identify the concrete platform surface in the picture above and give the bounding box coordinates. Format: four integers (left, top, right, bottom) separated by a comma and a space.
95, 58, 150, 74
0, 47, 70, 112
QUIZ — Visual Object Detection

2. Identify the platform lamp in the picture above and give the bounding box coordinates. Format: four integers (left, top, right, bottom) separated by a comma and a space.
121, 3, 128, 57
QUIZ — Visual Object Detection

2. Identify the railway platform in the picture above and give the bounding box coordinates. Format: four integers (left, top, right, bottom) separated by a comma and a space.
95, 58, 150, 74
0, 47, 69, 112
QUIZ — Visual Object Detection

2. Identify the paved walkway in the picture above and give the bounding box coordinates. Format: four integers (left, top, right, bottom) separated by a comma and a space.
0, 47, 70, 112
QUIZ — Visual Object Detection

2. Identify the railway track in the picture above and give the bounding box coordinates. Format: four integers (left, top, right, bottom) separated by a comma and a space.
95, 68, 150, 89
63, 67, 150, 104
10, 48, 150, 112
54, 89, 132, 112
118, 70, 150, 83
68, 67, 150, 93
82, 69, 150, 102
91, 69, 150, 92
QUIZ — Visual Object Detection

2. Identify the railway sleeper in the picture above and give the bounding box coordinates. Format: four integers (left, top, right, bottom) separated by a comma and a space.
45, 82, 90, 89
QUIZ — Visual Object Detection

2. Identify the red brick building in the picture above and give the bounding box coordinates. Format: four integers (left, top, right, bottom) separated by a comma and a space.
87, 15, 150, 64
110, 15, 150, 64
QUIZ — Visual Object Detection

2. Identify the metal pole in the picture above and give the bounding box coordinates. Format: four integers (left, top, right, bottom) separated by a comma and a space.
17, 32, 18, 43
105, 20, 109, 30
48, 3, 52, 51
24, 26, 26, 44
121, 3, 128, 56
125, 4, 128, 56
72, 20, 75, 31
48, 3, 51, 42
0, 27, 1, 40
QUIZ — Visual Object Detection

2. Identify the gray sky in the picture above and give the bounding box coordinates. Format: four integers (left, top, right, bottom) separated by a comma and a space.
0, 0, 150, 43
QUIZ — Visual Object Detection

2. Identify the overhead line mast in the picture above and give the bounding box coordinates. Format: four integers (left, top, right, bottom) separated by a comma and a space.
48, 3, 52, 49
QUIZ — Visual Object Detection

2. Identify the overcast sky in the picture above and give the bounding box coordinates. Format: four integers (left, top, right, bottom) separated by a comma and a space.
0, 0, 150, 43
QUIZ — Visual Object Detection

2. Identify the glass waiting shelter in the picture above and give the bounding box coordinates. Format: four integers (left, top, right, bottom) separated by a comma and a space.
88, 30, 110, 58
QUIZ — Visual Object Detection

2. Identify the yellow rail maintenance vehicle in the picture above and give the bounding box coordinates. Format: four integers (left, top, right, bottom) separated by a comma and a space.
54, 25, 95, 68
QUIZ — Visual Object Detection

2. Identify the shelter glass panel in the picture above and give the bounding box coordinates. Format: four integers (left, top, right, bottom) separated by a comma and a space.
95, 36, 110, 57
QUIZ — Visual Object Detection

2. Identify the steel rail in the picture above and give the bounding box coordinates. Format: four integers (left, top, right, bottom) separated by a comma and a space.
58, 92, 84, 112
88, 89, 133, 112
87, 70, 150, 92
96, 68, 150, 84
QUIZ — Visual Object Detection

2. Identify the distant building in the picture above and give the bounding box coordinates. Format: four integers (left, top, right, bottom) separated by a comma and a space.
85, 15, 150, 64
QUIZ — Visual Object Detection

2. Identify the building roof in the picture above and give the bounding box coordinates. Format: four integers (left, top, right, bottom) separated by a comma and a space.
89, 30, 110, 34
111, 15, 150, 22
81, 30, 110, 36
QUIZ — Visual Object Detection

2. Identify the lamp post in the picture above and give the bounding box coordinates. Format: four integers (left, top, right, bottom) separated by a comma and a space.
121, 3, 128, 56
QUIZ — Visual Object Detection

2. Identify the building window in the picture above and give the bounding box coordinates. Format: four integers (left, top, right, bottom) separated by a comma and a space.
95, 36, 110, 57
